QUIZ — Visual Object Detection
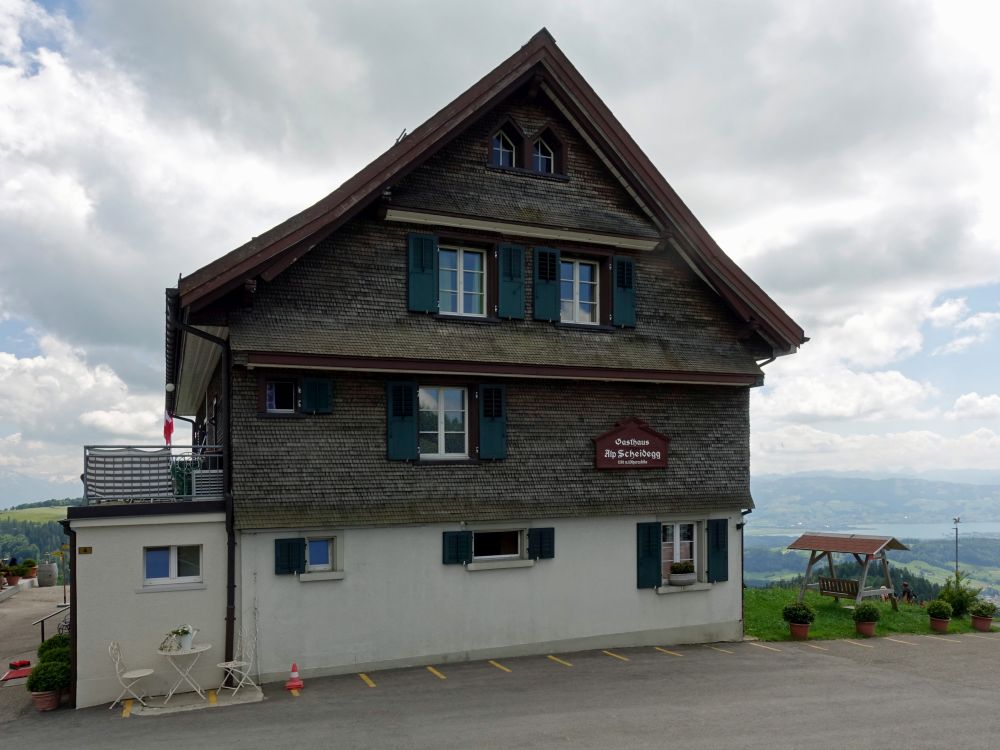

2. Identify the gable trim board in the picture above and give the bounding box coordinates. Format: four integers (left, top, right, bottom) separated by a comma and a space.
245, 352, 762, 387
174, 29, 804, 355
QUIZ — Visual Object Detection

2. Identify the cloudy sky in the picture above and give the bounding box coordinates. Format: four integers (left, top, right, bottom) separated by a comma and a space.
1, 0, 999, 505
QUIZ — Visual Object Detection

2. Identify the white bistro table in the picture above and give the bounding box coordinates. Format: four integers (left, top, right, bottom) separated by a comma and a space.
157, 643, 212, 703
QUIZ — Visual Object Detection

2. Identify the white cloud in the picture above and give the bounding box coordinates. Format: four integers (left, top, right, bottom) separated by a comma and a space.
947, 392, 1000, 420
934, 311, 1000, 354
752, 425, 1000, 475
0, 432, 79, 483
927, 297, 970, 327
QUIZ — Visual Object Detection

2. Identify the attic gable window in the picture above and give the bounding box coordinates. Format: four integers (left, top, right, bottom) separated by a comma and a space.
266, 380, 296, 412
532, 138, 555, 174
491, 130, 517, 168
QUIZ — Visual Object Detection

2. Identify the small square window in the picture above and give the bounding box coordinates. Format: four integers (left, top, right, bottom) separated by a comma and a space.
473, 530, 522, 561
266, 380, 296, 412
306, 538, 334, 572
144, 545, 202, 585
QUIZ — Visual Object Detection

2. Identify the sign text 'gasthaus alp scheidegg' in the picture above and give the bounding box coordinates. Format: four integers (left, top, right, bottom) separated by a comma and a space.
593, 417, 669, 470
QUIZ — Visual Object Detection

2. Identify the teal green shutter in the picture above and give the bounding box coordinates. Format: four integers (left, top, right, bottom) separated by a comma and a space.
301, 378, 333, 414
275, 538, 305, 574
532, 247, 560, 321
707, 519, 729, 583
636, 522, 661, 589
478, 384, 507, 460
612, 257, 636, 328
442, 531, 473, 564
407, 234, 438, 313
528, 528, 555, 560
386, 381, 418, 460
497, 244, 525, 319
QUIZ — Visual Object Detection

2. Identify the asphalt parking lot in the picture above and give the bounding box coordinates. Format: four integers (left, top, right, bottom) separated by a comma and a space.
7, 632, 1000, 749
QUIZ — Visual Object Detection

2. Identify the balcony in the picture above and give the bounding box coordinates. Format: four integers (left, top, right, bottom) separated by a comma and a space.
83, 446, 225, 505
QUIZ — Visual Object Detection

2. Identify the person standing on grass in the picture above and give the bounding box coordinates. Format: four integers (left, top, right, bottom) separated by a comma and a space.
900, 581, 915, 603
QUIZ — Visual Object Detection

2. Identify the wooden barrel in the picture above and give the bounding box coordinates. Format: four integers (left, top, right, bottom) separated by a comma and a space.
36, 562, 58, 587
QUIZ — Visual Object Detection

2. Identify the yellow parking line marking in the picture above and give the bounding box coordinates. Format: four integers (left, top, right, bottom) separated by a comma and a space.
804, 643, 828, 651
654, 647, 683, 657
208, 689, 218, 706
121, 698, 132, 719
963, 633, 998, 640
703, 645, 734, 654
488, 660, 512, 673
748, 642, 781, 652
844, 639, 874, 649
290, 688, 300, 697
885, 637, 918, 646
924, 635, 962, 644
602, 650, 630, 662
359, 673, 376, 688
426, 666, 447, 680
547, 655, 573, 667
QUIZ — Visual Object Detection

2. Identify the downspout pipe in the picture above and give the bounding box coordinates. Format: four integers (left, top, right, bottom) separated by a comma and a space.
737, 509, 752, 634
171, 318, 236, 665
58, 519, 77, 708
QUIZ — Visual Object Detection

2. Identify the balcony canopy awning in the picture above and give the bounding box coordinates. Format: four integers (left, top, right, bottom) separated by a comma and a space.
788, 533, 909, 556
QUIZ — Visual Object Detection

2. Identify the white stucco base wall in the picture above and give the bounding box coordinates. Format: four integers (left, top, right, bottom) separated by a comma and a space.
71, 513, 228, 709
241, 513, 743, 683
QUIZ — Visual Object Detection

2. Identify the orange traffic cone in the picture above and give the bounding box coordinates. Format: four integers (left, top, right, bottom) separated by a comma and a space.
285, 662, 304, 691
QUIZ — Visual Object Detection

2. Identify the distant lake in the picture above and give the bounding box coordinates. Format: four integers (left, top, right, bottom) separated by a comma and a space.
747, 521, 1000, 541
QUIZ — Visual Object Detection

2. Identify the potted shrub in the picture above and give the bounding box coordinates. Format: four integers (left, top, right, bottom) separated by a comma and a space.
22, 559, 38, 579
927, 599, 953, 633
4, 564, 24, 586
852, 602, 881, 637
782, 601, 816, 640
668, 562, 696, 586
26, 660, 70, 711
969, 599, 997, 632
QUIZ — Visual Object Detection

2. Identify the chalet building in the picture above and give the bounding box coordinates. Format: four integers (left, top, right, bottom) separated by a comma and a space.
66, 29, 805, 707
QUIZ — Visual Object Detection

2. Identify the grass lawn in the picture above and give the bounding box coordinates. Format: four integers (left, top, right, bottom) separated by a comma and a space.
0, 507, 68, 522
745, 587, 981, 641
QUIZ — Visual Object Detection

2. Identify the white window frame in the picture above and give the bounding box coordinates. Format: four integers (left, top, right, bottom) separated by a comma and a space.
143, 544, 202, 586
560, 259, 600, 325
305, 537, 335, 572
438, 246, 487, 317
418, 386, 469, 460
533, 138, 555, 173
492, 130, 516, 167
661, 522, 698, 584
265, 380, 297, 413
472, 529, 525, 562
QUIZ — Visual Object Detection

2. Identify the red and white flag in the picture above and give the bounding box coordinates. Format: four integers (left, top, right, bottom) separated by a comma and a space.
163, 410, 174, 446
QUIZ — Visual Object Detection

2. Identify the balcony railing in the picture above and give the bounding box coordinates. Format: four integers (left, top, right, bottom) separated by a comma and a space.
83, 446, 224, 505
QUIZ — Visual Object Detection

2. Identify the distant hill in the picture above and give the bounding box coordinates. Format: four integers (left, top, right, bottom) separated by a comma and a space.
749, 475, 1000, 527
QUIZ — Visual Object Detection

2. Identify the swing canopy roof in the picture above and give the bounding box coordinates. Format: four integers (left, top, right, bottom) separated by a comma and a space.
788, 533, 909, 556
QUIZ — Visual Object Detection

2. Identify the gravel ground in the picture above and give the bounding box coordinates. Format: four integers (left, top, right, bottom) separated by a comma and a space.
0, 585, 70, 723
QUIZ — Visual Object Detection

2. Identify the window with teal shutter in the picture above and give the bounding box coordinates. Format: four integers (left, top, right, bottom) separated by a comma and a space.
612, 257, 636, 328
386, 381, 418, 460
478, 384, 507, 460
532, 247, 560, 321
707, 519, 729, 583
442, 531, 473, 564
636, 522, 662, 588
274, 538, 306, 575
301, 378, 333, 415
528, 527, 555, 559
407, 234, 438, 313
497, 244, 525, 319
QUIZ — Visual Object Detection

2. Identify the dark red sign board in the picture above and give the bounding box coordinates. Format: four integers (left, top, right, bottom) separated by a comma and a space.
593, 418, 669, 470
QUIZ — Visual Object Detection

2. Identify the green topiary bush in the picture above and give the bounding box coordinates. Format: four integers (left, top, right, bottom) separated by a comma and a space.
782, 602, 816, 624
969, 599, 998, 619
938, 572, 981, 618
37, 634, 70, 662
25, 660, 70, 693
853, 602, 882, 623
927, 599, 953, 620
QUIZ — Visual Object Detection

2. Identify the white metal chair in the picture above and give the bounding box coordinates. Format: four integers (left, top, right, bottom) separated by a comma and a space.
108, 641, 155, 709
217, 628, 257, 696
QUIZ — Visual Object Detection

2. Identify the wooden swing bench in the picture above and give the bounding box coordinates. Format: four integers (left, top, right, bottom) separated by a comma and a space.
817, 576, 860, 599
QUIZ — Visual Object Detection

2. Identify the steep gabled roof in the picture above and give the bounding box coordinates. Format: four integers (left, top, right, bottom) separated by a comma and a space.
178, 28, 805, 353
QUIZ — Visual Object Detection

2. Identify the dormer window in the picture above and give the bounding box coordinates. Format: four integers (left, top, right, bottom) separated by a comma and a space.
533, 138, 555, 174
491, 130, 517, 168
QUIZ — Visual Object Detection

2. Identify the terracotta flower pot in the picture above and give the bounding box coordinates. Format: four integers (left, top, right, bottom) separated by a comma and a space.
971, 614, 994, 633
25, 566, 38, 579
5, 575, 21, 586
789, 622, 810, 640
930, 617, 950, 633
31, 691, 60, 711
855, 621, 877, 637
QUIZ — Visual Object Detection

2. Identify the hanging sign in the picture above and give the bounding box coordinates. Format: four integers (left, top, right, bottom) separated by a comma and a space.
593, 417, 669, 470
